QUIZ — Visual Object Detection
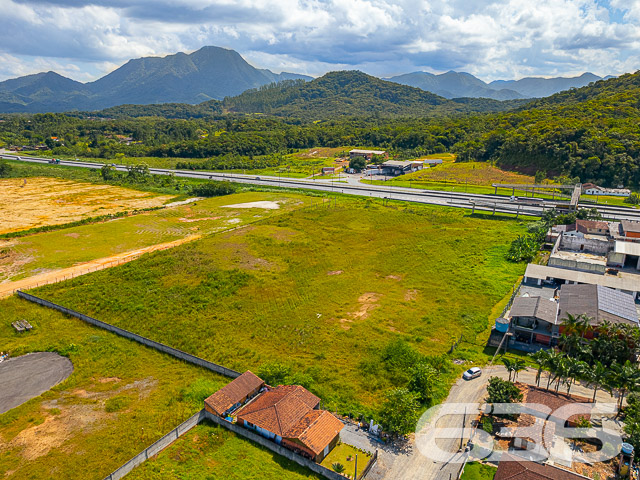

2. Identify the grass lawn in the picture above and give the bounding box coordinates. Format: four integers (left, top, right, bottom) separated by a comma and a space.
126, 421, 322, 480
320, 442, 372, 479
37, 197, 527, 414
0, 296, 229, 479
1, 191, 314, 282
460, 462, 497, 480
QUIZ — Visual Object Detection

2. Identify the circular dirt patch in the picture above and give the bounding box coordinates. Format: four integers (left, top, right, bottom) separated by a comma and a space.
0, 352, 73, 414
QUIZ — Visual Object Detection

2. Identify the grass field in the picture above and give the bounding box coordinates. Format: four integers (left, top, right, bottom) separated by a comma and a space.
126, 421, 321, 480
37, 198, 527, 414
0, 296, 230, 479
0, 191, 314, 283
0, 177, 173, 235
460, 462, 497, 480
320, 442, 371, 478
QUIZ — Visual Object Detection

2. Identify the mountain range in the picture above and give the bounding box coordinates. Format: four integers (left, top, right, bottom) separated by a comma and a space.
386, 71, 608, 100
0, 45, 613, 113
0, 46, 310, 113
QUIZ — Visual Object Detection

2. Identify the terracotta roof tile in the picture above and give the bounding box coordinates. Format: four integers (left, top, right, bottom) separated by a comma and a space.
495, 454, 590, 480
204, 371, 264, 415
296, 410, 344, 455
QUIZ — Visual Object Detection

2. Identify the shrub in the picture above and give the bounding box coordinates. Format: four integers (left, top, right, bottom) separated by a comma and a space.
0, 160, 12, 178
482, 416, 493, 434
332, 463, 345, 473
191, 181, 237, 197
105, 395, 131, 413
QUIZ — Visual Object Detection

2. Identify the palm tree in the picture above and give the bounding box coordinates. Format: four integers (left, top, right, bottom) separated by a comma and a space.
611, 360, 640, 411
562, 313, 581, 337
553, 355, 569, 393
530, 350, 552, 388
564, 357, 587, 396
587, 361, 609, 403
576, 314, 591, 339
512, 358, 527, 382
502, 358, 515, 382
545, 351, 563, 390
598, 319, 614, 338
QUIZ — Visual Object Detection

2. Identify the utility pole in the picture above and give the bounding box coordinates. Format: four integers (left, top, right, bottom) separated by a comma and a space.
355, 454, 358, 480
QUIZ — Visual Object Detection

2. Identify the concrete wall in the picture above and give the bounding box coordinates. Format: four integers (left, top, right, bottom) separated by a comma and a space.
103, 409, 207, 480
548, 256, 607, 274
204, 412, 346, 480
561, 234, 611, 255
17, 291, 240, 379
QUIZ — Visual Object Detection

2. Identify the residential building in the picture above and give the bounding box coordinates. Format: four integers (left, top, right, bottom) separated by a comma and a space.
494, 454, 591, 480
583, 185, 631, 197
321, 166, 342, 175
236, 384, 344, 462
557, 284, 639, 331
508, 296, 559, 347
204, 371, 265, 417
621, 220, 640, 239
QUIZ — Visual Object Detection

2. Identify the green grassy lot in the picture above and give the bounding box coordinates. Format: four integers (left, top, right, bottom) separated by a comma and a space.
460, 462, 497, 480
126, 421, 321, 480
37, 198, 527, 414
0, 296, 230, 479
320, 442, 371, 478
1, 191, 314, 282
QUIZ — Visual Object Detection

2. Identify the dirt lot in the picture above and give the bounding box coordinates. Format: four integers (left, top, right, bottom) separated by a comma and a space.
0, 178, 174, 234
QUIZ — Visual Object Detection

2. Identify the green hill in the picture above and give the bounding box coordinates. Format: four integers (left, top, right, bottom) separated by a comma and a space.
221, 71, 527, 119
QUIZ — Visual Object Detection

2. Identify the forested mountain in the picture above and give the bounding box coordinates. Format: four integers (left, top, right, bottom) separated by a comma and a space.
387, 71, 525, 100
387, 71, 606, 100
220, 71, 527, 119
2, 71, 640, 187
453, 71, 640, 186
0, 46, 311, 113
489, 72, 603, 98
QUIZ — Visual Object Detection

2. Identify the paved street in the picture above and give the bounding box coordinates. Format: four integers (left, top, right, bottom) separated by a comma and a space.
380, 365, 619, 480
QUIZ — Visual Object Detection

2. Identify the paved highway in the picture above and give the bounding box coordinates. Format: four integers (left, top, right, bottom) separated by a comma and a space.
5, 154, 640, 221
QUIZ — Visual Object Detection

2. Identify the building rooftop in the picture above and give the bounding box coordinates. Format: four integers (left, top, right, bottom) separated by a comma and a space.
382, 160, 422, 167
236, 384, 320, 437
615, 240, 640, 256
622, 220, 640, 234
495, 454, 590, 480
575, 219, 609, 234
558, 284, 639, 326
550, 250, 607, 266
509, 296, 558, 324
350, 149, 386, 155
204, 371, 265, 415
524, 263, 640, 293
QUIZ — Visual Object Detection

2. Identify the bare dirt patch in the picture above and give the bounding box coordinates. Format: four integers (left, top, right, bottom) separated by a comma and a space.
339, 292, 382, 330
64, 232, 81, 238
0, 177, 173, 234
3, 377, 156, 461
404, 289, 419, 301
0, 240, 33, 283
385, 274, 403, 281
327, 270, 343, 276
177, 216, 221, 223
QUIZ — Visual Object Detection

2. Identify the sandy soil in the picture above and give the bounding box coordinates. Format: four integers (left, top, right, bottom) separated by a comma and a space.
0, 235, 201, 298
0, 177, 174, 234
221, 201, 281, 209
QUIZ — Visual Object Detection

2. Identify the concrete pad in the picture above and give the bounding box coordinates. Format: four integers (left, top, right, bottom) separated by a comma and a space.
0, 352, 73, 414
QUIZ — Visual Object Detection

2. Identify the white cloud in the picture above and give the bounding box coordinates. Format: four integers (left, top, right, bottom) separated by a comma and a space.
0, 0, 639, 82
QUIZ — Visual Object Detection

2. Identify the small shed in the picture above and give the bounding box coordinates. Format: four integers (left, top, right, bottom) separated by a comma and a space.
204, 371, 265, 417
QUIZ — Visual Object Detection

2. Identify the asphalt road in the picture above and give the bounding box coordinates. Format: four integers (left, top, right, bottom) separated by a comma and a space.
382, 365, 620, 480
0, 352, 73, 414
5, 154, 640, 221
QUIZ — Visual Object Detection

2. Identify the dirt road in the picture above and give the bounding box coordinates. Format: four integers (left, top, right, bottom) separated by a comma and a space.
0, 234, 200, 298
383, 365, 619, 480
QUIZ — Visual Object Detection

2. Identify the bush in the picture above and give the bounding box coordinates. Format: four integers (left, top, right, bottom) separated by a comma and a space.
481, 416, 494, 434
378, 387, 420, 436
105, 395, 131, 413
0, 160, 12, 178
625, 193, 640, 205
191, 181, 237, 197
332, 463, 345, 473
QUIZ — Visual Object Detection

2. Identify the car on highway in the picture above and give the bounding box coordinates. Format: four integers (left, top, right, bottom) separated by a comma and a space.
462, 367, 482, 380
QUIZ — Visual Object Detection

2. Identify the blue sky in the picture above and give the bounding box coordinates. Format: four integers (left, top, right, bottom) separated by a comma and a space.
0, 0, 638, 82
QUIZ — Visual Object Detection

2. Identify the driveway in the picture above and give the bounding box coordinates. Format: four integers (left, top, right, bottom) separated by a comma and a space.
381, 365, 619, 480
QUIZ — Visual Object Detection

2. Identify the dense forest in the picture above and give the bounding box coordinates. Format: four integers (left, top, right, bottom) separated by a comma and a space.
1, 71, 640, 187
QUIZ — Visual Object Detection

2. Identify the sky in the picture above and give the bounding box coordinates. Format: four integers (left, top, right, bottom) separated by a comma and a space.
0, 0, 639, 83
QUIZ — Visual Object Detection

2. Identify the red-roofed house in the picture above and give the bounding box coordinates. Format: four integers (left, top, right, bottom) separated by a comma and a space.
495, 454, 591, 480
204, 371, 265, 417
236, 384, 344, 462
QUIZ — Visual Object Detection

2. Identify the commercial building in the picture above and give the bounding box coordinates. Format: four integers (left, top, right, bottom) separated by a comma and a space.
349, 149, 387, 161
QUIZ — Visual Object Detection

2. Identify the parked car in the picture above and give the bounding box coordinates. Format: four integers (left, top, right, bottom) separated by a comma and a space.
463, 367, 482, 380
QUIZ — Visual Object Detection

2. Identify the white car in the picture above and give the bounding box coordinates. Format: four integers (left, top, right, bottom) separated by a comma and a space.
463, 367, 482, 380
